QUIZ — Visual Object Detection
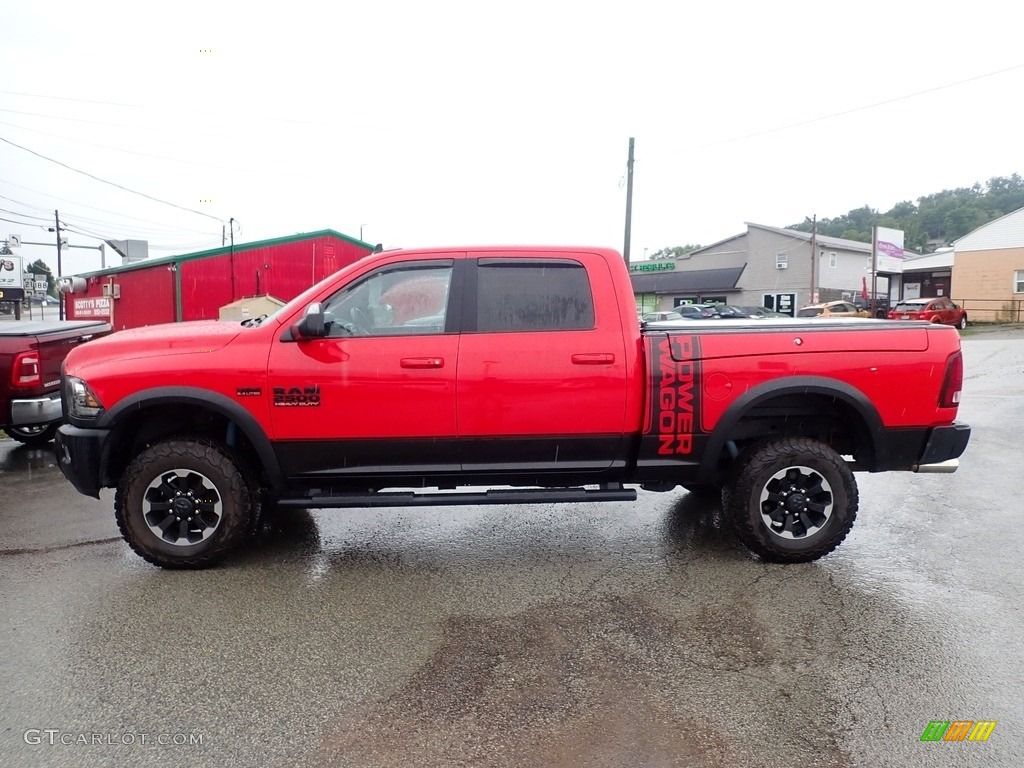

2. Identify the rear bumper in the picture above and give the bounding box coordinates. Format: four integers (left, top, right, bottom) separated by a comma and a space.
10, 392, 62, 426
866, 422, 971, 473
54, 423, 109, 499
916, 422, 971, 467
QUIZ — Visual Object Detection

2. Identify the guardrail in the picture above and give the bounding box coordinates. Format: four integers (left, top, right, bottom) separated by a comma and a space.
956, 298, 1024, 324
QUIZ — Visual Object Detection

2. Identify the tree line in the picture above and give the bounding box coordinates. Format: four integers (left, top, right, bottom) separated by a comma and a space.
789, 173, 1024, 251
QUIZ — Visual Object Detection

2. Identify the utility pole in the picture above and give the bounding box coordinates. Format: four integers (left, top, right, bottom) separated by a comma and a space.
54, 210, 64, 320
622, 137, 635, 266
870, 225, 878, 317
809, 214, 817, 305
229, 217, 236, 301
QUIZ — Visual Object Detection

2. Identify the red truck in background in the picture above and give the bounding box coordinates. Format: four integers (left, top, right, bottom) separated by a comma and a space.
0, 320, 111, 446
53, 246, 970, 569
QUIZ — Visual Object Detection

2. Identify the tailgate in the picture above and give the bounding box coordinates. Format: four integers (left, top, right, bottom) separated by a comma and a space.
37, 326, 110, 392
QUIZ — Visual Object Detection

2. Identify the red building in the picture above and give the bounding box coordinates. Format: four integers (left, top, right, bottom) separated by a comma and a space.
64, 230, 373, 330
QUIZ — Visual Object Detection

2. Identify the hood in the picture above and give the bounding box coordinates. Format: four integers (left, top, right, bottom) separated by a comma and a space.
67, 320, 244, 372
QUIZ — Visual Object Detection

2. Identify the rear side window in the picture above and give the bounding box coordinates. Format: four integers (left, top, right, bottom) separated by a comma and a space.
475, 259, 595, 332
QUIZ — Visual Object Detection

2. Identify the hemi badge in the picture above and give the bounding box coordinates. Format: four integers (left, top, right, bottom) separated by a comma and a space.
236, 387, 262, 397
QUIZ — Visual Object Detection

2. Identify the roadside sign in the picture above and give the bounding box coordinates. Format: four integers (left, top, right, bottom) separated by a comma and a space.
72, 296, 111, 318
0, 255, 23, 288
35, 279, 48, 293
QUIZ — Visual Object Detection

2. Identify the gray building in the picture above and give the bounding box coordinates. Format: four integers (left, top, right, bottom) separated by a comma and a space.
631, 223, 888, 316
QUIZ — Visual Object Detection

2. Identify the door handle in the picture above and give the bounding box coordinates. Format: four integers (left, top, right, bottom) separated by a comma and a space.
400, 357, 444, 369
571, 353, 615, 365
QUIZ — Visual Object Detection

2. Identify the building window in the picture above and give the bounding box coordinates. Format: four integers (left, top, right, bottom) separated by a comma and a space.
1015, 270, 1024, 294
776, 253, 788, 269
829, 252, 837, 268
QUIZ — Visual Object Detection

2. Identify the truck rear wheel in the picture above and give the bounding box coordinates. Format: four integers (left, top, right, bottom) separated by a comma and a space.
5, 423, 59, 446
725, 437, 857, 563
114, 438, 253, 569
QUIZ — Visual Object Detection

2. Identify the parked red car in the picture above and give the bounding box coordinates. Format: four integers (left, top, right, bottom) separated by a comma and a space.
888, 297, 967, 329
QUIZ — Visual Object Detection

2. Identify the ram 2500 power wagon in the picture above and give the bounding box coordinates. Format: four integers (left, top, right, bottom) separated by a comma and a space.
1, 320, 111, 446
54, 246, 970, 569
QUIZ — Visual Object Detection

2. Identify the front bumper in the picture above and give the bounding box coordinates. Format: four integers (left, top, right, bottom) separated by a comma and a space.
54, 423, 109, 499
11, 392, 62, 427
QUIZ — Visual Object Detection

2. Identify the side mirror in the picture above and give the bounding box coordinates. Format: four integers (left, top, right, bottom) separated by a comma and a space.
292, 302, 327, 339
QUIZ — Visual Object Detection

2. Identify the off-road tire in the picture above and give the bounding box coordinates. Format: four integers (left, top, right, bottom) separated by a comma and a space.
115, 438, 253, 569
724, 437, 857, 563
5, 423, 59, 446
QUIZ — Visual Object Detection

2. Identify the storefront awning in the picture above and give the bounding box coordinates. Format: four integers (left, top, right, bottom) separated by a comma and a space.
629, 265, 745, 293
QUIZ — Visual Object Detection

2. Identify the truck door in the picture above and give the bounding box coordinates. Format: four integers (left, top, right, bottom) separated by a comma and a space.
456, 254, 628, 473
267, 258, 461, 478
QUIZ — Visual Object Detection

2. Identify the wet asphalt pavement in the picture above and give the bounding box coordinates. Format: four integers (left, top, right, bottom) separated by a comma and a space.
1, 332, 1022, 768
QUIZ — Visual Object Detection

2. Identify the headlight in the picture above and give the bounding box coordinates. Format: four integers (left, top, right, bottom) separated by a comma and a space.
65, 376, 105, 420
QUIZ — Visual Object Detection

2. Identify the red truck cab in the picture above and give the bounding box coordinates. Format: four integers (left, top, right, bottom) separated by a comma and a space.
54, 246, 969, 568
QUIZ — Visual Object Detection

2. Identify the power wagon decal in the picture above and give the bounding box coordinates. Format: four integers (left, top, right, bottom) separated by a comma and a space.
643, 334, 703, 457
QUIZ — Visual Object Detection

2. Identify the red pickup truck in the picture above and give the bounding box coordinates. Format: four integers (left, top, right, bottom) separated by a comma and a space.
54, 246, 970, 569
1, 320, 111, 446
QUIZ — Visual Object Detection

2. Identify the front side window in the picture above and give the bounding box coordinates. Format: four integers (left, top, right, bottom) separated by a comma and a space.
476, 260, 595, 332
322, 263, 453, 337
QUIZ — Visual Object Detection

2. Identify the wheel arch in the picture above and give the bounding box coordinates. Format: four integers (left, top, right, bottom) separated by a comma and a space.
698, 376, 885, 481
96, 387, 283, 492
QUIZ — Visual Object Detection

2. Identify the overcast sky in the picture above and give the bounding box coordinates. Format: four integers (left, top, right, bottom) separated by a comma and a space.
2, 1, 1022, 277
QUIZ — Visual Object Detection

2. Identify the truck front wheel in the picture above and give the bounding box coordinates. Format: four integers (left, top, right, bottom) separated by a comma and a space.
725, 437, 857, 563
114, 438, 253, 569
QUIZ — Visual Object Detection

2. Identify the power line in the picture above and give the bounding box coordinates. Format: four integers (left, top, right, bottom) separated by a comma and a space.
0, 206, 51, 222
3, 186, 222, 249
0, 214, 49, 228
0, 90, 146, 108
0, 107, 223, 139
0, 135, 225, 225
645, 62, 1024, 160
0, 180, 218, 234
0, 118, 315, 179
0, 90, 336, 127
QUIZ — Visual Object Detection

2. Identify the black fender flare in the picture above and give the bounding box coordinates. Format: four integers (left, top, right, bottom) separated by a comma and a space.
698, 376, 884, 479
97, 387, 284, 491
